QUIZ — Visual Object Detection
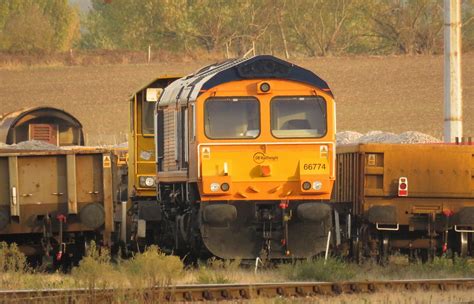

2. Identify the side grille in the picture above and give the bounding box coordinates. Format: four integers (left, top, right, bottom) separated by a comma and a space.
29, 124, 58, 145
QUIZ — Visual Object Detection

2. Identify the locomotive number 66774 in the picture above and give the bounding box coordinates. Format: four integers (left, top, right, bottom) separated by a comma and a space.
153, 55, 336, 260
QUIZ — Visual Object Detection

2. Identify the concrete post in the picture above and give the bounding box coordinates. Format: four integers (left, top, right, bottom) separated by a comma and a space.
444, 0, 463, 142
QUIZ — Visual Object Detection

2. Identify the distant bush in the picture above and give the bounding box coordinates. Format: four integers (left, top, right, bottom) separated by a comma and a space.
0, 0, 80, 54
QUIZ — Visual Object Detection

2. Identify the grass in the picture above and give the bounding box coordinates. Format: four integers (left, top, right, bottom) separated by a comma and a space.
193, 257, 241, 284
277, 255, 474, 282
2, 243, 474, 303
279, 257, 357, 282
2, 244, 474, 290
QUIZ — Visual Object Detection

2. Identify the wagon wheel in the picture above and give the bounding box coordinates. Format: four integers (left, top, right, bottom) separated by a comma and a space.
459, 232, 469, 258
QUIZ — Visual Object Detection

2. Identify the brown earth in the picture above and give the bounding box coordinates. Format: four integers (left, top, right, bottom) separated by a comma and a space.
0, 55, 473, 145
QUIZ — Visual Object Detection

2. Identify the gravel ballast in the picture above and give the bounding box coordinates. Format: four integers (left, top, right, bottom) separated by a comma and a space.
0, 132, 444, 151
0, 140, 61, 150
336, 131, 441, 146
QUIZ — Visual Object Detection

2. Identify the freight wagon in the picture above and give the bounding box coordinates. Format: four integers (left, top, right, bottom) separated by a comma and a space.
333, 143, 474, 262
0, 148, 116, 266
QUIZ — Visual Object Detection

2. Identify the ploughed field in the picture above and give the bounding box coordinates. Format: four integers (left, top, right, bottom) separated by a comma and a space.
0, 54, 473, 145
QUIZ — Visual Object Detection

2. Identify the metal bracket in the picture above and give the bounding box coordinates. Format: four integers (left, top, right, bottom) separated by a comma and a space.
454, 225, 474, 233
334, 209, 341, 246
254, 257, 263, 274
376, 223, 399, 231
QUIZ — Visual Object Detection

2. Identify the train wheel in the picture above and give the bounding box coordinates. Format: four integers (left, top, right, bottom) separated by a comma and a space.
459, 232, 468, 258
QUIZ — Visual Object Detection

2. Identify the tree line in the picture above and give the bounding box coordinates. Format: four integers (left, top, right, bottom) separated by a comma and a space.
1, 0, 473, 57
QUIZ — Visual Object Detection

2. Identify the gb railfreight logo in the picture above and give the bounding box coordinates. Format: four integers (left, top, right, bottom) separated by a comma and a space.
253, 152, 279, 164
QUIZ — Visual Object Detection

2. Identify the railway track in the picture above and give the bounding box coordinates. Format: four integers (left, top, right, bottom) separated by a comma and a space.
2, 278, 474, 302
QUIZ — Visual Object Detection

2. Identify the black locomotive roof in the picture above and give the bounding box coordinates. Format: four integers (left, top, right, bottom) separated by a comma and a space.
159, 55, 333, 106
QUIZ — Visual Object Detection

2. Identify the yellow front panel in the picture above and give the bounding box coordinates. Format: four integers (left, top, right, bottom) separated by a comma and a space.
201, 144, 332, 181
200, 143, 334, 200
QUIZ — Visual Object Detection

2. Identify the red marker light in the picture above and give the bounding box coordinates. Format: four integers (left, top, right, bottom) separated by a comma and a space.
398, 177, 408, 197
443, 209, 454, 217
442, 243, 448, 253
261, 165, 271, 177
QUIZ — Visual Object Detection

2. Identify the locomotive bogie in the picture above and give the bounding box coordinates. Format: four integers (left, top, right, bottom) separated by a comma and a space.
200, 200, 333, 259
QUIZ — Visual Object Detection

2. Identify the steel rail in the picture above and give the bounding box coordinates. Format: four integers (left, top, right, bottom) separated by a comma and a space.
2, 278, 474, 302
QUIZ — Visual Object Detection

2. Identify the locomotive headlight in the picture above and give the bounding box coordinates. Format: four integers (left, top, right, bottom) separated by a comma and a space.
139, 176, 156, 188
313, 181, 323, 190
302, 181, 312, 190
259, 82, 271, 93
210, 183, 220, 192
221, 183, 230, 192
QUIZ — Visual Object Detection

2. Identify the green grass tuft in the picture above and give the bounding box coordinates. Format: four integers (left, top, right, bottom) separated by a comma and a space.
279, 257, 357, 282
194, 258, 241, 284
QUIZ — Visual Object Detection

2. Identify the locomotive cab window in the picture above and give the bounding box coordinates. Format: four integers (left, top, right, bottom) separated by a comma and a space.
204, 97, 260, 139
141, 99, 155, 135
271, 96, 327, 138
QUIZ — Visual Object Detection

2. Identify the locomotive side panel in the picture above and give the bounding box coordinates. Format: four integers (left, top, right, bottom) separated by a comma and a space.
163, 107, 178, 172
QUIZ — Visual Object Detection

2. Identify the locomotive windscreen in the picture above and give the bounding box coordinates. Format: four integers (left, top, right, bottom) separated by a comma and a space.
204, 97, 260, 139
270, 96, 327, 138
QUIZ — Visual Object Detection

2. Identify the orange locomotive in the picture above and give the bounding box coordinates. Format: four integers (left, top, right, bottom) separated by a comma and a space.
154, 56, 336, 259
